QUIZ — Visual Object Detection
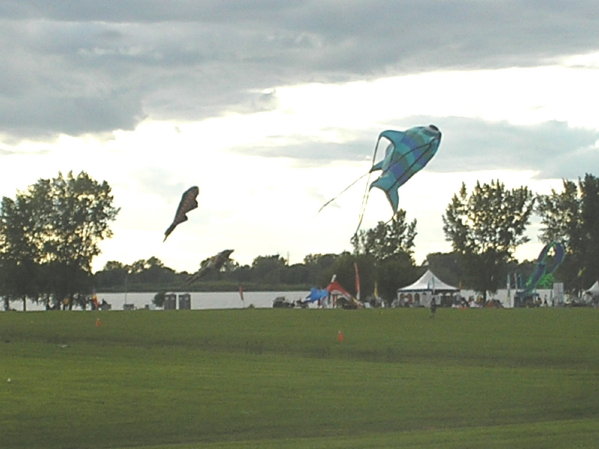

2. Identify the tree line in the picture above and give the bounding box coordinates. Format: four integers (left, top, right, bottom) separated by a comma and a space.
94, 210, 420, 301
2, 171, 598, 310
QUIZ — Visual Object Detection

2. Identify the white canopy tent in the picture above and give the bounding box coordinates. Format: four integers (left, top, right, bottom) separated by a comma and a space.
585, 281, 599, 295
397, 269, 459, 307
585, 281, 599, 300
580, 280, 599, 306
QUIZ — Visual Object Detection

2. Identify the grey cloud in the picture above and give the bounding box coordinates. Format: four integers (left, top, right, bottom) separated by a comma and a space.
430, 118, 599, 179
243, 117, 598, 180
2, 1, 599, 139
4, 89, 145, 138
0, 148, 17, 156
0, 147, 51, 159
130, 167, 191, 199
239, 139, 372, 167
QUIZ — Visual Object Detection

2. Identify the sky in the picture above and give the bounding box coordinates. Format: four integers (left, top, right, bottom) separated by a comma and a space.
1, 1, 599, 273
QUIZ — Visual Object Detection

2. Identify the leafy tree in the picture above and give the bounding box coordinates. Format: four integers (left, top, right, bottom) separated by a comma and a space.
95, 258, 183, 292
579, 175, 599, 285
153, 290, 166, 308
425, 252, 467, 289
376, 252, 417, 301
324, 252, 375, 299
442, 180, 535, 297
94, 261, 130, 290
192, 254, 239, 282
0, 196, 43, 310
250, 255, 288, 285
228, 264, 252, 285
128, 257, 177, 287
351, 210, 416, 259
537, 174, 599, 291
282, 263, 309, 286
302, 253, 340, 286
351, 210, 418, 301
0, 171, 119, 308
36, 172, 119, 305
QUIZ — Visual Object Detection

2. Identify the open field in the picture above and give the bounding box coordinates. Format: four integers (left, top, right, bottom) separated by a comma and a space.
1, 308, 598, 448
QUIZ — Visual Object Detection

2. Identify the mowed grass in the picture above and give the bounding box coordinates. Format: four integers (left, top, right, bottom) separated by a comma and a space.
1, 308, 598, 449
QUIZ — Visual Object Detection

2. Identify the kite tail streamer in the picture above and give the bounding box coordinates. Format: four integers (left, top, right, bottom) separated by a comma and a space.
354, 180, 372, 235
318, 172, 369, 213
354, 136, 383, 234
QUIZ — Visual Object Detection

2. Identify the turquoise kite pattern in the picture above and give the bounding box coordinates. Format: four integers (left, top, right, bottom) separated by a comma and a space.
369, 125, 442, 213
521, 241, 565, 296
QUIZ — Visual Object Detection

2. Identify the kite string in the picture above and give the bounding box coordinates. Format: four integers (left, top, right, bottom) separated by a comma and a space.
354, 177, 372, 235
354, 136, 383, 235
318, 171, 370, 213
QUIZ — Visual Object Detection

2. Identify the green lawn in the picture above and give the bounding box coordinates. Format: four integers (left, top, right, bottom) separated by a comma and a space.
1, 308, 598, 448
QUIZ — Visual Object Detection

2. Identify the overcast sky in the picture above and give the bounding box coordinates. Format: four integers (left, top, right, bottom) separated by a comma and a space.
2, 1, 599, 274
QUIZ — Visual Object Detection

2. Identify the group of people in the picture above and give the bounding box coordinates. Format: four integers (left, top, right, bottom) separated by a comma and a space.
89, 296, 111, 311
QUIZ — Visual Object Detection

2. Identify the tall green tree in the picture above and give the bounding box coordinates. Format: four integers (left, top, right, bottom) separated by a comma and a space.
323, 252, 376, 299
442, 180, 535, 297
0, 196, 42, 310
302, 254, 339, 286
536, 173, 599, 292
127, 257, 177, 289
351, 210, 416, 260
425, 252, 466, 289
94, 261, 130, 291
351, 210, 418, 301
250, 255, 288, 285
0, 171, 119, 308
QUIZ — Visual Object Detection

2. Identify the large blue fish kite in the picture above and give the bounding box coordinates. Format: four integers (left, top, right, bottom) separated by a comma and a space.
318, 125, 442, 222
369, 125, 442, 214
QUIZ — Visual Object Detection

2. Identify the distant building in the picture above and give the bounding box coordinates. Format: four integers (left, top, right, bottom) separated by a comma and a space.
178, 293, 191, 310
164, 293, 177, 310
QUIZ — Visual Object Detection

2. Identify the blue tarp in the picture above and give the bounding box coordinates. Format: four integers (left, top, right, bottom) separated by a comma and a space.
305, 288, 329, 303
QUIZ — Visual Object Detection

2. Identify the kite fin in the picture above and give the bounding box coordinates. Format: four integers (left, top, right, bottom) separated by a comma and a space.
386, 189, 399, 214
163, 225, 175, 242
370, 177, 399, 213
163, 216, 188, 241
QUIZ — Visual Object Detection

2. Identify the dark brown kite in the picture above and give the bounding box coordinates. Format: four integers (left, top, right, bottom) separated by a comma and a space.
164, 186, 199, 241
187, 249, 234, 284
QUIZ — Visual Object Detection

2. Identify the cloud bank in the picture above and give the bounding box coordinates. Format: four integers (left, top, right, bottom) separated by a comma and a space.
3, 1, 599, 139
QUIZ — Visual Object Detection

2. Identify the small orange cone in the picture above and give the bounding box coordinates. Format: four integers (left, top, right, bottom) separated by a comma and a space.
337, 330, 345, 343
95, 318, 103, 327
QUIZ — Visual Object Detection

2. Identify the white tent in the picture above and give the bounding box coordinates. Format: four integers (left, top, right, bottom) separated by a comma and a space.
397, 269, 459, 307
398, 269, 459, 293
585, 281, 599, 297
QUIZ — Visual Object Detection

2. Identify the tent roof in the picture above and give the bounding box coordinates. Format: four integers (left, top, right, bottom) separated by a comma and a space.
398, 269, 459, 292
585, 281, 599, 294
326, 280, 353, 298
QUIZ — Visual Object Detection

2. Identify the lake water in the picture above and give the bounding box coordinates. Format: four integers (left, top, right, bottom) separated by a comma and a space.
14, 291, 309, 311
7, 288, 562, 311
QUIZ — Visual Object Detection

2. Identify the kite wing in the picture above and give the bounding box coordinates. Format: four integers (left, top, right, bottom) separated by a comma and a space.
369, 125, 442, 213
187, 249, 234, 284
522, 241, 565, 293
164, 186, 199, 241
209, 249, 235, 271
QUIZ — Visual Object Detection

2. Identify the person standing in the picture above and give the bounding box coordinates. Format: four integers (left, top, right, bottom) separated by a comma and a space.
430, 297, 437, 318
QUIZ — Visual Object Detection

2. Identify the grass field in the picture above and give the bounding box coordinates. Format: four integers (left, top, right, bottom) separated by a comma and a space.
1, 308, 598, 448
